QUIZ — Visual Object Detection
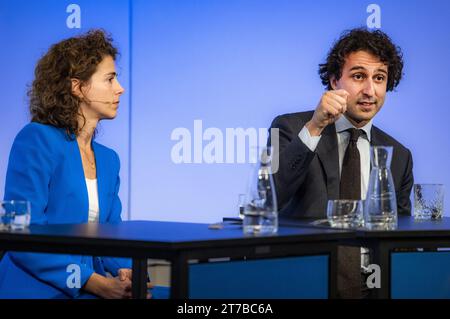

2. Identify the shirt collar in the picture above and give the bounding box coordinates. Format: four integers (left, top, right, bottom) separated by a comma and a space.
335, 115, 372, 142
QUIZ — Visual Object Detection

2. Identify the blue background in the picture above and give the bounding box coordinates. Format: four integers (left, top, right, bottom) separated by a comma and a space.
1, 0, 449, 222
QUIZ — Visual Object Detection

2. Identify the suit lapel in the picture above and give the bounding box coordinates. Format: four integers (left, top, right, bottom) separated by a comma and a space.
370, 126, 384, 147
92, 143, 107, 224
72, 139, 89, 223
316, 124, 340, 200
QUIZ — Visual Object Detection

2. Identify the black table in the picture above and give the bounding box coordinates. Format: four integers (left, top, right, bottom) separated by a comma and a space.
352, 216, 450, 298
282, 216, 450, 298
0, 221, 354, 299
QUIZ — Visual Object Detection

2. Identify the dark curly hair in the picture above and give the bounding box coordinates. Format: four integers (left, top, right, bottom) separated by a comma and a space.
319, 28, 403, 91
28, 29, 118, 137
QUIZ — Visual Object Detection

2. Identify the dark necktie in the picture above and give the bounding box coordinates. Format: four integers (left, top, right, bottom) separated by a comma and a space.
339, 128, 363, 200
337, 128, 365, 298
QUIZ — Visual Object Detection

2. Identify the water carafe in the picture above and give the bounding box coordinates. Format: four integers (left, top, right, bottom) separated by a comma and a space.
364, 146, 398, 230
243, 147, 278, 235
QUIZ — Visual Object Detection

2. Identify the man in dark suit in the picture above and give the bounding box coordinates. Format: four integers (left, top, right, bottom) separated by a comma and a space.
269, 28, 414, 298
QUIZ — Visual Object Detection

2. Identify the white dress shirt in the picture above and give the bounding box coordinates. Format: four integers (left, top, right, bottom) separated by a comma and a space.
85, 178, 100, 223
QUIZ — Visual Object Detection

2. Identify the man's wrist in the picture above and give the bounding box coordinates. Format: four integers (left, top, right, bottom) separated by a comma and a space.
305, 120, 324, 136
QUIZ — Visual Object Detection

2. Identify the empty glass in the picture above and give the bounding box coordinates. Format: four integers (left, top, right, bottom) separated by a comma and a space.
0, 200, 31, 231
414, 184, 444, 220
327, 200, 363, 228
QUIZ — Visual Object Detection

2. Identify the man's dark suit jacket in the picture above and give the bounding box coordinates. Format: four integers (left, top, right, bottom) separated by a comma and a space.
269, 111, 414, 219
269, 111, 414, 298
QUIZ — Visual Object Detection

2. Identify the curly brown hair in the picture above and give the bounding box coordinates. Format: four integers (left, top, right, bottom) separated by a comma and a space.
319, 28, 403, 92
29, 29, 118, 137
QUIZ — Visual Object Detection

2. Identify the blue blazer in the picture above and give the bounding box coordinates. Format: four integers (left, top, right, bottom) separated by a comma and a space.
0, 122, 131, 299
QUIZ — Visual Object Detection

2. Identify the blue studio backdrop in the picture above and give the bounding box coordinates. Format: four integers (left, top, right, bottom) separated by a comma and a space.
1, 0, 449, 223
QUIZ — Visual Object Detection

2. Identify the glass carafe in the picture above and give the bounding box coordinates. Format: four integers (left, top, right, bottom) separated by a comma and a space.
364, 146, 398, 230
243, 146, 278, 235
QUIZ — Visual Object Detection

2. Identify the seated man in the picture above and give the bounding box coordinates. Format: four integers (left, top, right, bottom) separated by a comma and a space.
268, 28, 413, 298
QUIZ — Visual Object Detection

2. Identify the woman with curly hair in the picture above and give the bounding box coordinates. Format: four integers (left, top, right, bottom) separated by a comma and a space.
0, 29, 143, 299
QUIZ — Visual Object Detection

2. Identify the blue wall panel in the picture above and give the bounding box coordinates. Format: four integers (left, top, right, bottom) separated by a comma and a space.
1, 0, 449, 222
0, 0, 131, 219
130, 0, 450, 222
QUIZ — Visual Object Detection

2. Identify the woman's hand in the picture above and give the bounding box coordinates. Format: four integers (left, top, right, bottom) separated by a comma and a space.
84, 273, 131, 299
118, 268, 153, 299
101, 276, 132, 299
84, 270, 154, 299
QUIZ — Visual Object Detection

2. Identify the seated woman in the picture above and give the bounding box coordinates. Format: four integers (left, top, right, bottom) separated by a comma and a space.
0, 29, 148, 298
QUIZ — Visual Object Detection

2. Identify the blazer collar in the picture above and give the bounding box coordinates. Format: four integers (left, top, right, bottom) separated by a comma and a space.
92, 142, 108, 224
74, 140, 108, 224
370, 125, 394, 147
